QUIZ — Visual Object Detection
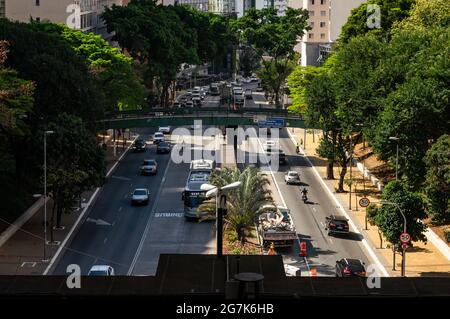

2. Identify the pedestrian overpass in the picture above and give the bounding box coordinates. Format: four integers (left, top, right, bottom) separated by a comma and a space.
99, 107, 314, 129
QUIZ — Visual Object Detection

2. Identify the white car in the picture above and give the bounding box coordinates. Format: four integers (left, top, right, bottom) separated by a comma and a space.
140, 159, 158, 175
153, 132, 165, 144
284, 171, 301, 185
88, 265, 115, 276
263, 140, 278, 150
158, 126, 171, 134
131, 188, 150, 205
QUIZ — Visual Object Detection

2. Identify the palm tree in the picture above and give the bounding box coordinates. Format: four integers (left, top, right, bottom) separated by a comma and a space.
198, 166, 274, 242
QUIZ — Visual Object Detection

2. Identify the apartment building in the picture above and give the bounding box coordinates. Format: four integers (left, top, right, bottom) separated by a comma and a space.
290, 0, 365, 66
0, 0, 5, 18
209, 0, 236, 16
5, 0, 123, 39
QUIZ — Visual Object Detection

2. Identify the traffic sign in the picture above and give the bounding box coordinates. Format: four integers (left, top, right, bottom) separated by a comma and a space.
359, 197, 370, 208
258, 118, 285, 128
400, 232, 411, 243
401, 243, 409, 250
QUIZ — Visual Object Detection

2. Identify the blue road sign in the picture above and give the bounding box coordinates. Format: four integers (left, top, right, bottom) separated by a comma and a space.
258, 118, 285, 128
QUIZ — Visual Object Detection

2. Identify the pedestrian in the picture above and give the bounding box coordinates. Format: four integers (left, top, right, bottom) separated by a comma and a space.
296, 142, 300, 154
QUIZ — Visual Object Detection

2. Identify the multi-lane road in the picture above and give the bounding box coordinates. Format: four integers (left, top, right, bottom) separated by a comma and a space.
52, 84, 384, 277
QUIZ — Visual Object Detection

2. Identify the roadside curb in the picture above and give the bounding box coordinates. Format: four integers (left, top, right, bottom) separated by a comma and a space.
43, 135, 139, 275
286, 128, 390, 277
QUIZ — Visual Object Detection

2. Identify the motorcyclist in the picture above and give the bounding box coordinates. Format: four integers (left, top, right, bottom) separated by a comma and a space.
301, 187, 308, 201
296, 143, 300, 154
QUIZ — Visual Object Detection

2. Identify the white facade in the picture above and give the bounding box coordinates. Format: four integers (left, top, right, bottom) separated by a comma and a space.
5, 0, 124, 39
295, 0, 366, 66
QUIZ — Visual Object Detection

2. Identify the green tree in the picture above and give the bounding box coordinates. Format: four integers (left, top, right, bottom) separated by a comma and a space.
46, 113, 105, 234
372, 180, 427, 251
424, 135, 450, 225
233, 7, 309, 107
29, 22, 146, 112
394, 0, 450, 31
198, 166, 273, 242
340, 0, 415, 43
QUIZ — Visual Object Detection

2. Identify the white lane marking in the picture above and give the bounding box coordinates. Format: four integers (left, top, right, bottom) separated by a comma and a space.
111, 175, 132, 181
43, 134, 139, 275
312, 207, 317, 212
255, 135, 311, 273
127, 135, 180, 275
103, 238, 108, 244
320, 221, 324, 227
118, 207, 123, 212
286, 129, 389, 277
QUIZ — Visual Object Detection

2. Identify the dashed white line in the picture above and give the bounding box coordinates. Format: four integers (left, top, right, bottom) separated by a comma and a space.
103, 238, 108, 244
118, 207, 123, 212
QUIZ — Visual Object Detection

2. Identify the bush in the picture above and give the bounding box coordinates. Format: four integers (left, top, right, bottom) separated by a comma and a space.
366, 204, 379, 226
444, 229, 450, 243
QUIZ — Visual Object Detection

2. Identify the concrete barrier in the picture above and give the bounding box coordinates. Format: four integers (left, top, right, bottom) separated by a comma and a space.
0, 197, 49, 248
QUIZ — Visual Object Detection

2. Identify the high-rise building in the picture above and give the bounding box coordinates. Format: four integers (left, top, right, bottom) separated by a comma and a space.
175, 0, 209, 11
0, 0, 5, 18
5, 0, 123, 40
291, 0, 366, 66
209, 0, 236, 16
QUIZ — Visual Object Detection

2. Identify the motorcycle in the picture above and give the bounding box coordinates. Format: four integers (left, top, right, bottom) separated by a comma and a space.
302, 193, 308, 203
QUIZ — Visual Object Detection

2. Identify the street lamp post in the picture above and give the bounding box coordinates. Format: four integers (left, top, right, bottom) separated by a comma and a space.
201, 181, 242, 258
380, 201, 407, 276
43, 130, 54, 261
389, 137, 400, 180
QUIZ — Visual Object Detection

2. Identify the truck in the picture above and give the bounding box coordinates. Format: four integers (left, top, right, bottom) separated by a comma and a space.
257, 205, 297, 248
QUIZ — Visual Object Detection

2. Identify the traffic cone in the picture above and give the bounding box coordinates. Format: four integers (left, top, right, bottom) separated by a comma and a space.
310, 268, 317, 277
267, 243, 277, 255
299, 241, 307, 257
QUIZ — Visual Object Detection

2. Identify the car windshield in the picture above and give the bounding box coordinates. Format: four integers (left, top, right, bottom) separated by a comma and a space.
159, 142, 168, 147
135, 140, 145, 145
134, 190, 147, 196
289, 172, 298, 177
143, 160, 155, 166
88, 270, 108, 276
155, 133, 163, 137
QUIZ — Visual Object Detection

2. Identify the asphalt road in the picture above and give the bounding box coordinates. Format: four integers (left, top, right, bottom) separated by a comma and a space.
52, 87, 373, 277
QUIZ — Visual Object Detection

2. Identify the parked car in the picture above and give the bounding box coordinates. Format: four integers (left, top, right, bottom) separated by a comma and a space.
284, 171, 301, 185
131, 188, 150, 205
202, 86, 210, 95
173, 102, 181, 108
132, 138, 146, 152
158, 126, 171, 134
245, 89, 253, 99
157, 141, 171, 154
335, 258, 366, 277
141, 159, 158, 175
325, 215, 350, 235
88, 265, 115, 276
250, 76, 258, 82
153, 132, 165, 144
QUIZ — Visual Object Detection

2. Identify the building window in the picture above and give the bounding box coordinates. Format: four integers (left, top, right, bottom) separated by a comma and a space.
308, 33, 314, 39
35, 0, 40, 6
321, 10, 326, 16
320, 21, 326, 28
309, 10, 314, 17
36, 17, 40, 22
321, 0, 326, 4
309, 22, 314, 29
311, 0, 315, 4
321, 33, 325, 39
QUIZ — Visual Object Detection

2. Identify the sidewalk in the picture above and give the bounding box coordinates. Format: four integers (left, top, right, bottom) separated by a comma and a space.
288, 127, 450, 277
0, 131, 136, 275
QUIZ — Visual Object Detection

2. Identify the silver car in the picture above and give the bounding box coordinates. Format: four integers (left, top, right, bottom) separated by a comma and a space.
141, 159, 157, 175
88, 265, 115, 276
131, 188, 150, 205
284, 171, 301, 185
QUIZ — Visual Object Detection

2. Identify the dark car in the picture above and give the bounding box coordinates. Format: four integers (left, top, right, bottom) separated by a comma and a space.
335, 258, 366, 277
266, 148, 287, 165
132, 139, 146, 152
157, 141, 171, 154
325, 215, 350, 235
